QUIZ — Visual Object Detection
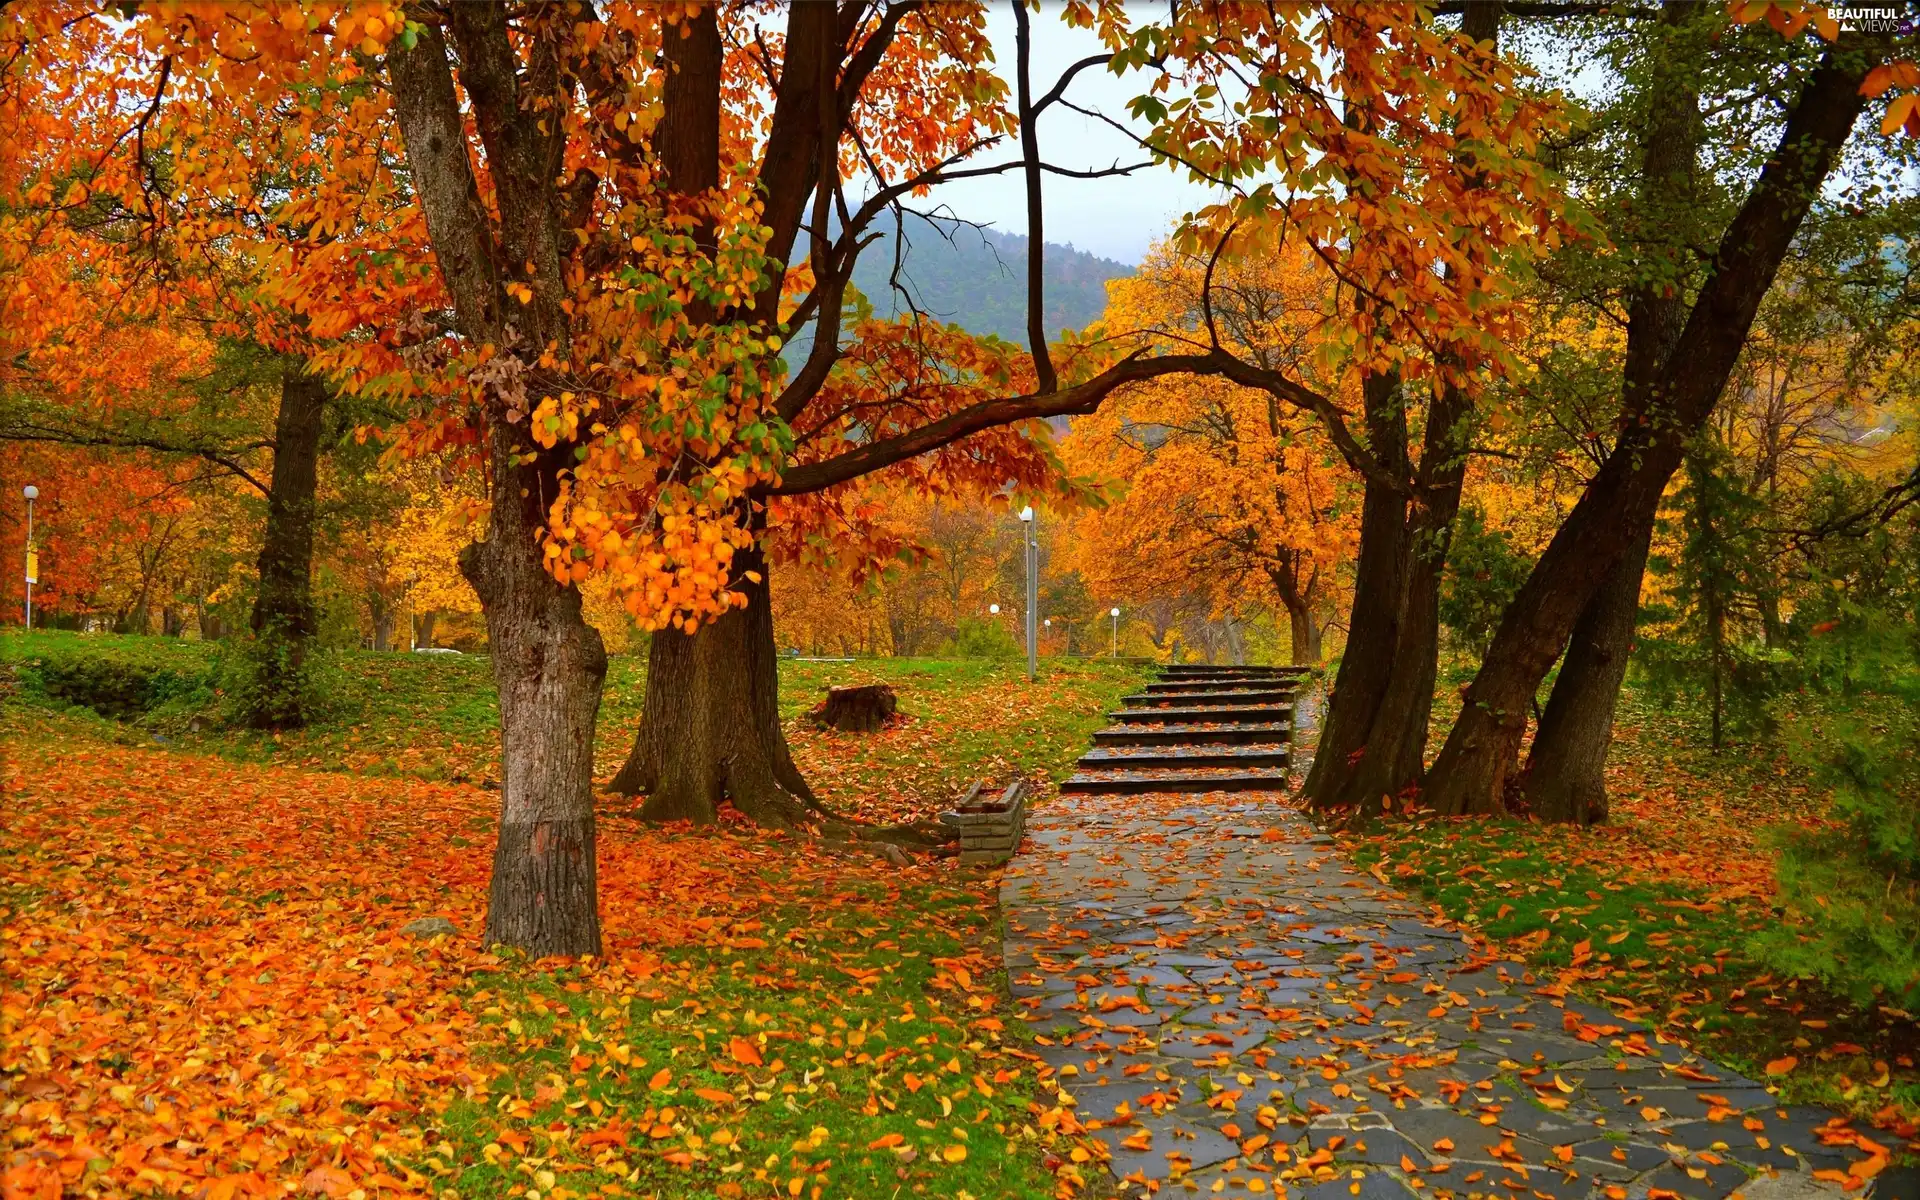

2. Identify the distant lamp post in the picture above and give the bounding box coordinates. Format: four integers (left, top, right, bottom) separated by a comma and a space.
406, 571, 420, 651
1110, 606, 1121, 657
22, 484, 38, 630
1019, 505, 1037, 682
989, 603, 1000, 615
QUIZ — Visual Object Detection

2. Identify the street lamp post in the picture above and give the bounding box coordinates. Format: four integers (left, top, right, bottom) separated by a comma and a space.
1018, 505, 1037, 682
1110, 606, 1121, 657
23, 485, 38, 630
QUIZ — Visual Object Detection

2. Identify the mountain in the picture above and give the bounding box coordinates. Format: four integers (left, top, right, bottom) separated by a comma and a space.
787, 216, 1133, 355
846, 219, 1133, 342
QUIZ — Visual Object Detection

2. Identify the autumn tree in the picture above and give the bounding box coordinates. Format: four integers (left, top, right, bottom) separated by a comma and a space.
0, 8, 432, 724
1068, 2, 1567, 812
1064, 244, 1361, 664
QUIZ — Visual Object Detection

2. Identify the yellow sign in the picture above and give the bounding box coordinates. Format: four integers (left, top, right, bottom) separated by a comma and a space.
24, 550, 36, 584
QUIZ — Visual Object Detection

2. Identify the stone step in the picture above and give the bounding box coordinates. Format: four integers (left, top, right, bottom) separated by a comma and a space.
1059, 767, 1292, 795
1108, 704, 1292, 724
1145, 678, 1299, 694
1092, 722, 1292, 747
1076, 745, 1290, 770
1120, 689, 1294, 707
1158, 664, 1311, 677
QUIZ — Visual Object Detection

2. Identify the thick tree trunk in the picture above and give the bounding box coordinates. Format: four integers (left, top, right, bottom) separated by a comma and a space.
463, 431, 609, 957
1283, 596, 1321, 665
387, 9, 613, 957
1340, 526, 1447, 809
244, 364, 327, 726
1337, 372, 1473, 812
1523, 523, 1652, 824
1422, 42, 1877, 816
416, 609, 438, 650
1519, 1, 1701, 824
1302, 370, 1409, 805
610, 538, 818, 825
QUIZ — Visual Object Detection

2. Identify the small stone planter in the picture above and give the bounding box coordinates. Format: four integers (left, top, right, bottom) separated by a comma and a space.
940, 779, 1032, 866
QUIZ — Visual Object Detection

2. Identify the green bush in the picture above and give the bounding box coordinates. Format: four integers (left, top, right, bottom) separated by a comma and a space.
1753, 678, 1920, 1009
1439, 506, 1533, 654
10, 634, 216, 721
933, 616, 1022, 659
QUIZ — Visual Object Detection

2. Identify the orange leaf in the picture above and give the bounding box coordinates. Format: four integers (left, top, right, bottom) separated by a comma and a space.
729, 1036, 763, 1067
648, 1067, 673, 1090
1765, 1056, 1798, 1076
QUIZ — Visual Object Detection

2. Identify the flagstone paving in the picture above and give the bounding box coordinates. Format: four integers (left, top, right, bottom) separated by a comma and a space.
1004, 697, 1880, 1198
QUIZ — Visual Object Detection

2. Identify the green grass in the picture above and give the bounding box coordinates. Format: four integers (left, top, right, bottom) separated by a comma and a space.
426, 867, 1059, 1200
1, 631, 1148, 817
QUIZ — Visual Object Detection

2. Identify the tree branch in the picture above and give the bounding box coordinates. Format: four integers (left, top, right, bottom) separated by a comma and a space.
763, 351, 1222, 495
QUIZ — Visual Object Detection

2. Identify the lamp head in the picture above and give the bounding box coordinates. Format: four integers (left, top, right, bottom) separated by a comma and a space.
23, 485, 37, 501
989, 603, 1000, 614
1110, 606, 1120, 617
1018, 505, 1034, 522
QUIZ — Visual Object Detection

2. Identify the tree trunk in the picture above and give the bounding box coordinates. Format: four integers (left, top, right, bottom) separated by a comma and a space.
1422, 41, 1877, 816
1302, 370, 1409, 805
1520, 0, 1701, 824
1523, 523, 1652, 824
244, 363, 328, 726
610, 537, 819, 826
416, 609, 438, 650
1337, 370, 1473, 812
387, 9, 614, 957
371, 601, 393, 652
1283, 595, 1319, 665
462, 431, 609, 957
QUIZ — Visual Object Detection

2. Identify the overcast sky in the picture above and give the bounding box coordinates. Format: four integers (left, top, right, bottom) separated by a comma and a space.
912, 7, 1228, 266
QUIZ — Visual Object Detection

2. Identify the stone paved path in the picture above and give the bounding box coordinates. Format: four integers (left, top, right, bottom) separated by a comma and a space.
1002, 789, 1878, 1199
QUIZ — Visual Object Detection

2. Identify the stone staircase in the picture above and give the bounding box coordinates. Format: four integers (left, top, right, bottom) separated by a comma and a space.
1062, 664, 1310, 795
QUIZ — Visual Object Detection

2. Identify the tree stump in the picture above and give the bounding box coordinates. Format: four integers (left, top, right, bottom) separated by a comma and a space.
810, 683, 897, 732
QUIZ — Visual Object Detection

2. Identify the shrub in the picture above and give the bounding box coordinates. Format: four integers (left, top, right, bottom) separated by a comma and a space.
1439, 506, 1533, 654
934, 617, 1022, 659
1753, 680, 1920, 1009
12, 635, 215, 721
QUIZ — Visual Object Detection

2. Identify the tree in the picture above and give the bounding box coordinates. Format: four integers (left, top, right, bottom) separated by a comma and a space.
1063, 244, 1361, 664
1423, 15, 1914, 817
0, 5, 427, 724
1076, 1, 1567, 812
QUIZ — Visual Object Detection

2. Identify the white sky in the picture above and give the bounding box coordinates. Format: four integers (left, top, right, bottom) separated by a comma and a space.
916, 6, 1229, 265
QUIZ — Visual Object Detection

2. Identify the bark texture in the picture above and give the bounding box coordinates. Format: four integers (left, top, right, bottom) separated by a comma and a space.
243, 364, 328, 728
1524, 523, 1653, 823
389, 9, 610, 956
1522, 6, 1703, 822
1301, 370, 1409, 805
1423, 38, 1882, 816
812, 684, 899, 733
611, 540, 818, 828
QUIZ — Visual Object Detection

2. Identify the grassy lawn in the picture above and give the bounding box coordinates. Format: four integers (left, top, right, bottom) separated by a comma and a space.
1, 633, 1150, 1199
0, 631, 1147, 822
1338, 675, 1920, 1148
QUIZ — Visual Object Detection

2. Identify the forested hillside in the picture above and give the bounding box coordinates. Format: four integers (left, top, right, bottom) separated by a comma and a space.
821, 216, 1134, 343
